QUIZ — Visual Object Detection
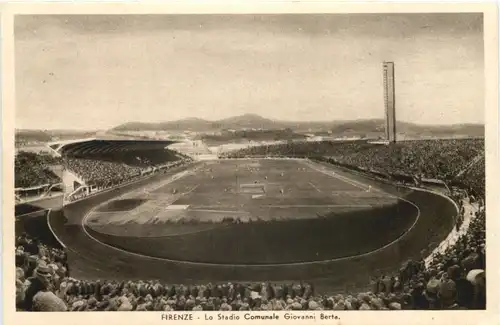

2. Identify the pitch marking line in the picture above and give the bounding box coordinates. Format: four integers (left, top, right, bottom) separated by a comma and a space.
188, 209, 247, 214
168, 185, 200, 206
265, 204, 373, 208
134, 166, 203, 197
303, 160, 395, 198
308, 182, 322, 192
300, 160, 367, 191
46, 209, 66, 249
89, 211, 134, 215
308, 164, 368, 191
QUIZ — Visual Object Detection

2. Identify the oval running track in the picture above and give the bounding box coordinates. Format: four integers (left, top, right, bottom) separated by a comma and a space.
49, 162, 457, 293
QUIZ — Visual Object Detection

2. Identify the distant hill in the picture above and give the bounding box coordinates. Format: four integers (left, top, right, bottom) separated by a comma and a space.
389, 121, 484, 139
327, 119, 484, 139
111, 114, 484, 139
15, 130, 52, 143
112, 114, 280, 132
199, 129, 307, 146
16, 129, 98, 144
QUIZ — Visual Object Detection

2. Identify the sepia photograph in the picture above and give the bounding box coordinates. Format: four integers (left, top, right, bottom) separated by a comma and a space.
2, 3, 499, 324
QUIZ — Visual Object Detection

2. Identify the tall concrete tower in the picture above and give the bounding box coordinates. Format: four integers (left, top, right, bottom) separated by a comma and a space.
383, 62, 396, 143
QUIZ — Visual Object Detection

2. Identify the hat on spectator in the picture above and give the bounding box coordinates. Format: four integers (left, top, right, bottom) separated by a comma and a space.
334, 301, 346, 310
359, 303, 371, 310
308, 300, 320, 310
466, 269, 485, 286
118, 300, 133, 311
389, 302, 402, 310
72, 300, 85, 311
291, 301, 302, 310
35, 262, 52, 282
426, 279, 440, 294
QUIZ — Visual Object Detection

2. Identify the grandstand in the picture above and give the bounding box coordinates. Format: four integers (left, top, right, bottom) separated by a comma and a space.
15, 151, 64, 204
53, 138, 190, 204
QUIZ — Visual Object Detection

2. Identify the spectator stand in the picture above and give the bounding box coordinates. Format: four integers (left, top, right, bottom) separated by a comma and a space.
63, 158, 191, 204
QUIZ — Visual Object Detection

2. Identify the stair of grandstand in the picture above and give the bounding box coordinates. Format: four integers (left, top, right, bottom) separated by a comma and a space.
455, 153, 485, 178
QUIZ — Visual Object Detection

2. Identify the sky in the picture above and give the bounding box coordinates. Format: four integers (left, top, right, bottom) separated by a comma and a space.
15, 14, 484, 130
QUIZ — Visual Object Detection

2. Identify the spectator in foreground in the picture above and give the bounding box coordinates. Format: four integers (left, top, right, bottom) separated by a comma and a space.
24, 261, 66, 311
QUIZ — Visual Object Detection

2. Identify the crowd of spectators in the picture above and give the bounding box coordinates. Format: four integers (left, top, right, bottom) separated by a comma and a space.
15, 232, 69, 311
63, 158, 144, 187
63, 149, 187, 188
71, 149, 183, 168
454, 156, 485, 197
15, 151, 61, 188
221, 140, 354, 158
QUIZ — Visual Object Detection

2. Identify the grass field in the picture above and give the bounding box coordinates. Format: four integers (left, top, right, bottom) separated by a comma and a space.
84, 159, 419, 265
87, 159, 399, 234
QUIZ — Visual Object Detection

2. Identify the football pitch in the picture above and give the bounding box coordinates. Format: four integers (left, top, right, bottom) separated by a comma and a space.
88, 159, 399, 233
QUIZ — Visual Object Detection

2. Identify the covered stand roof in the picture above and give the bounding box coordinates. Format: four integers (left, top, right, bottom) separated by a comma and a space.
58, 139, 178, 156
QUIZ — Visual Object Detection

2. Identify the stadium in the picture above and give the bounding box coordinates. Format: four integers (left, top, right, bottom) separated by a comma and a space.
14, 62, 486, 311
